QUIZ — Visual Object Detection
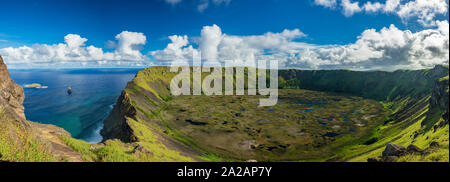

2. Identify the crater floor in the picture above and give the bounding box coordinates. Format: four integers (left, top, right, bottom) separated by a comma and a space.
163, 89, 387, 161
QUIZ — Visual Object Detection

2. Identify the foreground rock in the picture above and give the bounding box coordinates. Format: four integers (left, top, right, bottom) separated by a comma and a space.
382, 143, 406, 157
368, 143, 435, 162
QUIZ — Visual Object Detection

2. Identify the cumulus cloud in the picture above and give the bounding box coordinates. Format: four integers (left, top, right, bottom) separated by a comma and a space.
288, 20, 449, 70
341, 0, 362, 17
114, 31, 147, 60
151, 23, 448, 70
151, 35, 197, 63
314, 0, 449, 26
0, 31, 148, 68
151, 25, 310, 65
397, 0, 449, 26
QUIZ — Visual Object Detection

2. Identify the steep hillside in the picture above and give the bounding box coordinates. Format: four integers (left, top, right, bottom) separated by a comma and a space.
101, 66, 448, 162
279, 66, 448, 102
100, 67, 201, 161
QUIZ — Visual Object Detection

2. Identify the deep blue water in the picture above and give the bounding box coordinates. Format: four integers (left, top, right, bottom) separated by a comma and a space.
9, 68, 141, 143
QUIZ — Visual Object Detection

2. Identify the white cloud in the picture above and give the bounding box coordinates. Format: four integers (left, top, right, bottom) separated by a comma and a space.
363, 1, 384, 13
150, 35, 197, 63
64, 34, 87, 48
151, 23, 448, 70
363, 0, 401, 13
199, 24, 223, 61
314, 0, 337, 8
0, 31, 148, 68
341, 0, 362, 17
151, 25, 310, 66
384, 0, 401, 12
314, 0, 449, 26
397, 0, 449, 26
114, 31, 147, 60
289, 20, 449, 70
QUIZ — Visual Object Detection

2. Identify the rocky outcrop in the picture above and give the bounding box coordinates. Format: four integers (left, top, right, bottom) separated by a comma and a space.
418, 66, 449, 131
368, 143, 437, 162
0, 55, 26, 122
382, 143, 407, 157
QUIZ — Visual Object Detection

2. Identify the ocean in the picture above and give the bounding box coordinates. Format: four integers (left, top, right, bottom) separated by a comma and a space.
9, 68, 141, 143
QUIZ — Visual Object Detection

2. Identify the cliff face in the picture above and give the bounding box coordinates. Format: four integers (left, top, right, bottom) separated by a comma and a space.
101, 90, 136, 142
0, 56, 26, 122
429, 70, 449, 127
431, 75, 449, 113
101, 67, 177, 143
0, 56, 83, 162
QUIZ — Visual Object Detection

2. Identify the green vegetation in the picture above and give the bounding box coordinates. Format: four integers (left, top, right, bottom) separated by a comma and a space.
0, 109, 55, 162
60, 118, 195, 162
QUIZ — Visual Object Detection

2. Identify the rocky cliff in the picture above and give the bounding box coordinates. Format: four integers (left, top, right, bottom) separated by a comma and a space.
101, 91, 136, 142
0, 56, 82, 162
427, 68, 449, 129
0, 56, 26, 123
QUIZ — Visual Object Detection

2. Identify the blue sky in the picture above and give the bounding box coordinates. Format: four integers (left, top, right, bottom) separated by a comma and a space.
0, 0, 448, 70
0, 0, 407, 49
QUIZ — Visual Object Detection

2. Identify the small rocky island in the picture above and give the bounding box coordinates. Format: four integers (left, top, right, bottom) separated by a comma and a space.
24, 83, 48, 89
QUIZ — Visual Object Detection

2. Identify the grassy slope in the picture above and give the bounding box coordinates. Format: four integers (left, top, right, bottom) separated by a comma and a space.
58, 117, 195, 162
0, 108, 55, 162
